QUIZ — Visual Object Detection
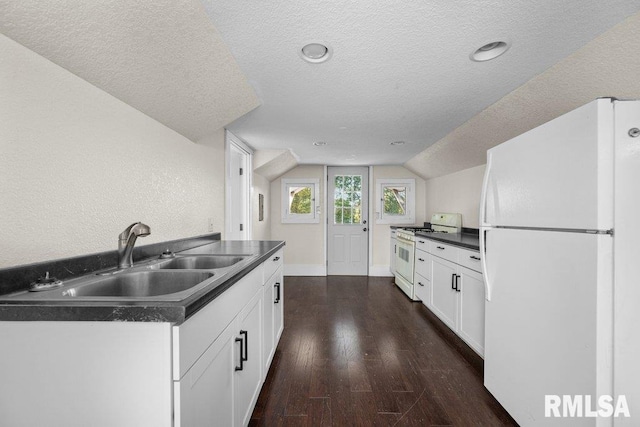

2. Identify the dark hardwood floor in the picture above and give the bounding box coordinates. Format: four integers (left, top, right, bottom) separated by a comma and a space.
250, 276, 517, 426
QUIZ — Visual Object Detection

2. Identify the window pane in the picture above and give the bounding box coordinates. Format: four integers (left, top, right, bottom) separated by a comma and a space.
383, 186, 406, 215
353, 207, 361, 223
334, 174, 364, 224
289, 186, 312, 214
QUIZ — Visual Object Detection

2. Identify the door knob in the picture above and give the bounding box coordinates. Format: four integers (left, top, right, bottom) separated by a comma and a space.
363, 227, 368, 232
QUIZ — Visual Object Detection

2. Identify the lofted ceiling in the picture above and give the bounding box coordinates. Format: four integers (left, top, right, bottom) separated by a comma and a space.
2, 1, 640, 177
202, 0, 640, 167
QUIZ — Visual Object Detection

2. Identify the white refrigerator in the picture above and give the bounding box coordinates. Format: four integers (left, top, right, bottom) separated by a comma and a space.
481, 98, 640, 426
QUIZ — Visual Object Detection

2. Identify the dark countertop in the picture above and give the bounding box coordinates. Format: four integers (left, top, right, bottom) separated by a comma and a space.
414, 231, 480, 251
0, 240, 285, 324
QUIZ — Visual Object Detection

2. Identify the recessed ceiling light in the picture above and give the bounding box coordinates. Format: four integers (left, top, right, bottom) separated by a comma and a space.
313, 141, 327, 146
470, 41, 510, 62
300, 43, 332, 63
389, 141, 405, 146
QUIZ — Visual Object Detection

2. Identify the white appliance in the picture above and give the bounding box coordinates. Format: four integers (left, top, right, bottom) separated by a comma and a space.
481, 98, 639, 426
394, 213, 462, 300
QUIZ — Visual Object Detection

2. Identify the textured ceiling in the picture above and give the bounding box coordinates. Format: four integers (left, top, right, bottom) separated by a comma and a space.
202, 0, 640, 166
0, 0, 259, 141
405, 11, 640, 179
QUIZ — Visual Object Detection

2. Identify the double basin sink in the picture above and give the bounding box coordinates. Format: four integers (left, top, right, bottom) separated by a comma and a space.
11, 254, 256, 301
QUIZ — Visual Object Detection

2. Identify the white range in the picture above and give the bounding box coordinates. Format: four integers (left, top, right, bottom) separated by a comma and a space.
394, 213, 461, 300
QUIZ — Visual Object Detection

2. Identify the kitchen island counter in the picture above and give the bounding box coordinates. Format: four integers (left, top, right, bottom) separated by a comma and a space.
0, 240, 285, 323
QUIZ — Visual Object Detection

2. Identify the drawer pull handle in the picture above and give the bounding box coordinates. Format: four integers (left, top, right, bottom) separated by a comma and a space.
235, 331, 247, 371
437, 246, 445, 250
470, 255, 481, 261
240, 330, 248, 362
418, 258, 425, 262
273, 256, 280, 261
274, 282, 281, 303
418, 240, 425, 244
418, 282, 425, 287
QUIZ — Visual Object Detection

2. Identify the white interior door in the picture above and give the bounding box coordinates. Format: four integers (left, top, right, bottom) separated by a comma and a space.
226, 133, 251, 240
327, 167, 368, 275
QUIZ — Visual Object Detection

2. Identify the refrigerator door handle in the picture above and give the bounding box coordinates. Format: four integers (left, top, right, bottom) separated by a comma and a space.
481, 228, 492, 301
479, 153, 493, 227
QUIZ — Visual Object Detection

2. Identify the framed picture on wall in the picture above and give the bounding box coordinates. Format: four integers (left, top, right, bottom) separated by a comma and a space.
258, 193, 264, 221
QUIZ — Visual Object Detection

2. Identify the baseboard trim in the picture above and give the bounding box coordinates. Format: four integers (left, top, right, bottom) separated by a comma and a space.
368, 265, 394, 277
284, 264, 327, 276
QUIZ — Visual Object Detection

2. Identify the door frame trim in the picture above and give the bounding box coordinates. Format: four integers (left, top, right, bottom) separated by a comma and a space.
325, 165, 370, 275
323, 165, 328, 274
225, 130, 253, 240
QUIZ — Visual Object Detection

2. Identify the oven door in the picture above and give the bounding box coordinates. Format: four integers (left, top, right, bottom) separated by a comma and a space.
395, 238, 415, 284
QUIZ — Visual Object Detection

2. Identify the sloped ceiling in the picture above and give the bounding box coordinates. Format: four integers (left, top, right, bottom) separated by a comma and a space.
253, 150, 299, 182
0, 0, 259, 141
202, 0, 640, 166
405, 11, 640, 179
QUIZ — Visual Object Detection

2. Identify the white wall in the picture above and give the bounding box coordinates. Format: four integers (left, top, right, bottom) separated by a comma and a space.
270, 165, 325, 275
370, 166, 426, 276
424, 164, 486, 229
0, 34, 225, 268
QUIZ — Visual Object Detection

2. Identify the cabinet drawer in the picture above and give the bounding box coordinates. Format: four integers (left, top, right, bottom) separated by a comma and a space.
414, 249, 431, 279
414, 272, 431, 306
415, 236, 429, 252
264, 249, 283, 281
457, 248, 482, 273
428, 241, 458, 263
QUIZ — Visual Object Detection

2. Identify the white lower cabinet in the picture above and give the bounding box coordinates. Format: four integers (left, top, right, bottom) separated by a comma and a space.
415, 239, 485, 357
175, 256, 284, 427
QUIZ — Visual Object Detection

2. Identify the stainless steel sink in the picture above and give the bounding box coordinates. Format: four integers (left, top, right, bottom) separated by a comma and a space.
0, 253, 257, 302
156, 255, 248, 270
62, 271, 213, 297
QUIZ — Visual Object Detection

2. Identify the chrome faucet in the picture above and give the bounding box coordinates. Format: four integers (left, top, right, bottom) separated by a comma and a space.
117, 222, 151, 269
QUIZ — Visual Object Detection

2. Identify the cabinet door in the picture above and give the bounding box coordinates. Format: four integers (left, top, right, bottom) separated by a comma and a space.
457, 266, 485, 357
263, 274, 275, 378
430, 256, 458, 330
273, 271, 284, 347
234, 289, 263, 427
175, 321, 236, 427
